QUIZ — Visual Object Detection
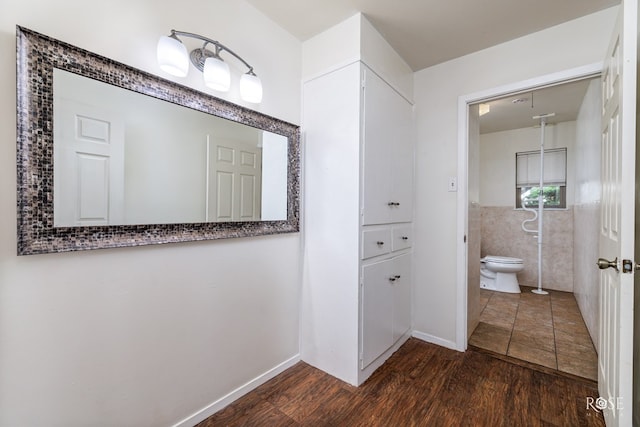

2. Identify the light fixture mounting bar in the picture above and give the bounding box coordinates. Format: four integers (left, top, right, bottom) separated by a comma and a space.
170, 29, 255, 74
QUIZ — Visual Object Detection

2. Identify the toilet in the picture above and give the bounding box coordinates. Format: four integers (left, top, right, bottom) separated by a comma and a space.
480, 256, 523, 294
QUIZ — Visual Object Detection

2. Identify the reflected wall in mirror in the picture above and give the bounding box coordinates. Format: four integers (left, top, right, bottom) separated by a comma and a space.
17, 26, 299, 255
53, 69, 288, 226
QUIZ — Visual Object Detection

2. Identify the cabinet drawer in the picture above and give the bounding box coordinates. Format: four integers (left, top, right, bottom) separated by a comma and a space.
392, 225, 412, 252
362, 229, 392, 259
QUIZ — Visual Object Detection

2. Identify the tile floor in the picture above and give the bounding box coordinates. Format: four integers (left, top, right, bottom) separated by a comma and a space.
468, 286, 598, 381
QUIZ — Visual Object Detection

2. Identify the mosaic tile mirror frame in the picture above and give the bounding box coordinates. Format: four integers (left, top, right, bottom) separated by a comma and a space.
16, 26, 300, 255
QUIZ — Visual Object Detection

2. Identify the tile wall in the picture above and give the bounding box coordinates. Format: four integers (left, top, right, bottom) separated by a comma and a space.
572, 202, 600, 348
467, 202, 481, 338
481, 206, 574, 292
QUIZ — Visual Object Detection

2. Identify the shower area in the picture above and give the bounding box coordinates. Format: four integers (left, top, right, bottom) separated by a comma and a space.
467, 77, 602, 381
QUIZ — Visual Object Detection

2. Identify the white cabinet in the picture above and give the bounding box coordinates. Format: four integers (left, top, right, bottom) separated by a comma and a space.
391, 225, 412, 252
392, 252, 412, 342
361, 259, 394, 368
362, 68, 414, 225
301, 61, 414, 386
362, 228, 392, 259
361, 252, 412, 368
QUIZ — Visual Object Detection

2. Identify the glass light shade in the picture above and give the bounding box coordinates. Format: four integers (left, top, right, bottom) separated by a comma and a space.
157, 35, 189, 77
239, 73, 263, 103
203, 57, 231, 92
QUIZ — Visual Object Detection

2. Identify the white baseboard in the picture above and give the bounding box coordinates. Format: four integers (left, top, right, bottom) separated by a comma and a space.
172, 354, 301, 427
412, 330, 461, 351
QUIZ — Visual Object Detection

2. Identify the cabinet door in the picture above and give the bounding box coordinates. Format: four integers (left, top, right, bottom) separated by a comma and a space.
390, 98, 414, 223
361, 252, 412, 368
362, 68, 414, 225
361, 259, 394, 368
392, 253, 412, 341
362, 68, 393, 225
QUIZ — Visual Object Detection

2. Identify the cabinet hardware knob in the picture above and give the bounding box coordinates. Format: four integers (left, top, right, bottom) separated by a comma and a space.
376, 241, 385, 246
387, 202, 400, 206
388, 277, 397, 282
401, 236, 408, 240
395, 275, 401, 279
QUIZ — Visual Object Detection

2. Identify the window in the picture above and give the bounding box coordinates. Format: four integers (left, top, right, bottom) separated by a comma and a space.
515, 148, 567, 209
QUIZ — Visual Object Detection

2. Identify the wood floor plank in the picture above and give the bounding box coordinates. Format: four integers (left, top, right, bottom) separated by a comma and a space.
196, 338, 606, 427
261, 366, 344, 422
198, 398, 297, 427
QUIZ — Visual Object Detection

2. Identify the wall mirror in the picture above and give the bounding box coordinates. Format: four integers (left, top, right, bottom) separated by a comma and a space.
16, 26, 300, 255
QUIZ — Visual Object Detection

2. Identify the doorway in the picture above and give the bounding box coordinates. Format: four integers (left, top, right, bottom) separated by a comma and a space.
455, 65, 603, 378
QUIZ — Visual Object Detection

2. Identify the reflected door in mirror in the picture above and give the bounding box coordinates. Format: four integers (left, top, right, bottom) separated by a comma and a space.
53, 68, 288, 226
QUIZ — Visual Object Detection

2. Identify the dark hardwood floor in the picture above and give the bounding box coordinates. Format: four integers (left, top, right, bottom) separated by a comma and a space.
197, 338, 605, 426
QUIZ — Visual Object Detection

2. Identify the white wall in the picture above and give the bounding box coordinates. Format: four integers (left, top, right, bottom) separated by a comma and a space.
573, 78, 602, 347
261, 132, 288, 221
302, 13, 413, 101
412, 7, 618, 347
359, 16, 413, 102
302, 14, 361, 80
574, 80, 603, 206
480, 121, 576, 207
0, 1, 302, 426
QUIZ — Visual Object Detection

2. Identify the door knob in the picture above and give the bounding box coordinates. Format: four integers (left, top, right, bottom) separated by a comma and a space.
597, 257, 618, 271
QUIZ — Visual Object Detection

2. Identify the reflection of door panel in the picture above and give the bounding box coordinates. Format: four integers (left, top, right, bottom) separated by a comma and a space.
77, 153, 109, 221
216, 171, 234, 220
207, 139, 262, 221
54, 99, 125, 226
240, 174, 257, 219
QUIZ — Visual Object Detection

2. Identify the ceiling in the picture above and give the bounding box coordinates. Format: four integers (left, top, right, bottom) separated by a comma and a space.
245, 0, 613, 133
245, 0, 619, 71
478, 78, 598, 134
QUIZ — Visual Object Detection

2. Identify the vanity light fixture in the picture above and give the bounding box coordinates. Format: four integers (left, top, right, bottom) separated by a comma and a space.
157, 30, 263, 103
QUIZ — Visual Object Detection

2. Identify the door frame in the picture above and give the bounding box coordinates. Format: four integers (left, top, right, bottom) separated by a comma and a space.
455, 62, 603, 351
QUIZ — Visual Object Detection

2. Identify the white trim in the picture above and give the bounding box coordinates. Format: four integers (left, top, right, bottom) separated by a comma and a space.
460, 62, 603, 105
171, 354, 301, 427
457, 93, 470, 352
302, 57, 361, 84
303, 58, 414, 105
412, 330, 458, 351
455, 62, 604, 352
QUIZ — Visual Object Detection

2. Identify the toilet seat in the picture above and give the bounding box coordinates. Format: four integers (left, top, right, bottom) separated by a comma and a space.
482, 255, 523, 265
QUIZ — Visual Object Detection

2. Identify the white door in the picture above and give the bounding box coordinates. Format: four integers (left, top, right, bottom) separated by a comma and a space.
207, 138, 262, 222
389, 91, 414, 224
392, 252, 412, 341
361, 258, 394, 368
362, 68, 394, 225
362, 67, 414, 225
54, 99, 125, 226
598, 1, 636, 425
